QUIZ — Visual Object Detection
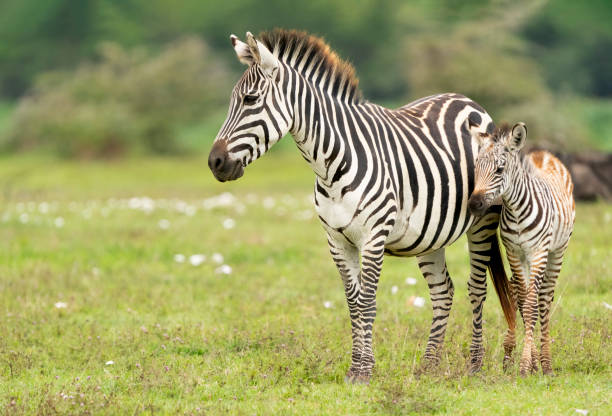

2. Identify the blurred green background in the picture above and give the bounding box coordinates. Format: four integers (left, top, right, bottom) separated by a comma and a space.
0, 0, 611, 157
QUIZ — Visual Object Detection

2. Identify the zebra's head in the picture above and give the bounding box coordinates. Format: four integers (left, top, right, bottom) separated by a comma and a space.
468, 122, 527, 215
208, 32, 290, 182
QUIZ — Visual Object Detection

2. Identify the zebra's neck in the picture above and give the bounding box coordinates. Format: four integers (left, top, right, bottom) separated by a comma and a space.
501, 155, 535, 218
285, 65, 377, 187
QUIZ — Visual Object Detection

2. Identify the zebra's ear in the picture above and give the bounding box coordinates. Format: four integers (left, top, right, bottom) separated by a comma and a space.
245, 32, 279, 77
507, 122, 527, 151
231, 34, 255, 66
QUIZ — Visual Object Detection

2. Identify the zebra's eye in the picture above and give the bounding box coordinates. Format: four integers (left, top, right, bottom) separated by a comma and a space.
243, 94, 258, 105
495, 166, 504, 174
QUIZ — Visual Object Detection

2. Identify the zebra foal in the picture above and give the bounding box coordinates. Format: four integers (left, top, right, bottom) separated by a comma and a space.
468, 122, 575, 376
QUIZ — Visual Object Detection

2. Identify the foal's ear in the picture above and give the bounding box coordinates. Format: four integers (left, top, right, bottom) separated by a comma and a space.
464, 118, 490, 147
507, 122, 527, 151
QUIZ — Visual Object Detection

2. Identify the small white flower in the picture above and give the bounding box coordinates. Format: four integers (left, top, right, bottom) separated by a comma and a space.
184, 205, 197, 216
263, 197, 276, 209
54, 217, 65, 228
54, 302, 67, 309
215, 264, 232, 275
575, 410, 589, 415
295, 210, 314, 221
413, 296, 426, 308
105, 360, 114, 366
158, 219, 170, 229
19, 213, 29, 223
211, 253, 224, 264
405, 277, 417, 285
189, 254, 206, 266
603, 302, 612, 310
391, 285, 399, 295
38, 202, 49, 214
222, 218, 236, 229
174, 254, 186, 263
323, 301, 333, 309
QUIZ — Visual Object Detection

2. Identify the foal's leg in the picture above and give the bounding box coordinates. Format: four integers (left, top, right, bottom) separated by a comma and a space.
519, 249, 548, 376
504, 251, 528, 371
327, 236, 363, 382
417, 248, 454, 369
539, 248, 564, 375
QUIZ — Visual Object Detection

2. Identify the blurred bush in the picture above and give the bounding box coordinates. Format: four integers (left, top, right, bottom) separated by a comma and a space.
4, 37, 232, 158
402, 3, 591, 151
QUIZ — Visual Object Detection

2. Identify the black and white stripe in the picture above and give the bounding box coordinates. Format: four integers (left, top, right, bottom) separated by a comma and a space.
209, 30, 515, 382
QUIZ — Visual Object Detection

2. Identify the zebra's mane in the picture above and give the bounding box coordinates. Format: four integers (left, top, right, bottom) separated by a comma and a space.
259, 29, 363, 103
491, 123, 512, 142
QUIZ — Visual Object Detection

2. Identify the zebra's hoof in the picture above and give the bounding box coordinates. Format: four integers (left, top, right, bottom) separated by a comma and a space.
468, 356, 483, 375
344, 369, 359, 384
541, 365, 555, 376
468, 363, 482, 375
353, 374, 371, 385
345, 369, 371, 385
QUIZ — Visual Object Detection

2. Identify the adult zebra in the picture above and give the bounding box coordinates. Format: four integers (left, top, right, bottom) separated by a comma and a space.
209, 29, 515, 383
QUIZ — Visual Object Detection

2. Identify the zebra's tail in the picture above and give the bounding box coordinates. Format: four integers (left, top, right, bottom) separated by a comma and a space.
487, 232, 516, 331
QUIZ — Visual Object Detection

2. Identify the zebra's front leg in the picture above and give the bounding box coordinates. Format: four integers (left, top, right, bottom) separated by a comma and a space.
417, 249, 454, 370
354, 234, 389, 384
466, 211, 500, 373
327, 236, 363, 382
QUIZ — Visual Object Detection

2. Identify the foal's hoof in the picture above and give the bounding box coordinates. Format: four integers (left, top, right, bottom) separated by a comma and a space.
502, 355, 514, 373
542, 366, 555, 376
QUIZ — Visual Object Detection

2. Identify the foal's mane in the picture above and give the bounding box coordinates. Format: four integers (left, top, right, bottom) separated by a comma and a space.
259, 29, 363, 103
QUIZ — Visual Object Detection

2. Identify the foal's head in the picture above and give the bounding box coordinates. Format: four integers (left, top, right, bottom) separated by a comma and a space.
467, 122, 527, 215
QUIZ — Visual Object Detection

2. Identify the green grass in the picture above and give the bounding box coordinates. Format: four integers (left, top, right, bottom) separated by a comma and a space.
0, 152, 611, 415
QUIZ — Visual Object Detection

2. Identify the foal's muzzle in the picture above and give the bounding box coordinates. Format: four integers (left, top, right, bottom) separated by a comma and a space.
468, 192, 490, 216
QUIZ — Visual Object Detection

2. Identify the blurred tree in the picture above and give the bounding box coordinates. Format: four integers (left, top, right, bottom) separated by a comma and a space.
522, 0, 612, 97
4, 38, 232, 157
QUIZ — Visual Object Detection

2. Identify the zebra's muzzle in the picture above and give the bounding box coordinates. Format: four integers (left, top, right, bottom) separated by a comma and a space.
208, 140, 244, 182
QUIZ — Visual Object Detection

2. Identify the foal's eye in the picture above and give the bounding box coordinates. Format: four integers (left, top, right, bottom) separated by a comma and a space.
495, 166, 504, 174
243, 94, 258, 105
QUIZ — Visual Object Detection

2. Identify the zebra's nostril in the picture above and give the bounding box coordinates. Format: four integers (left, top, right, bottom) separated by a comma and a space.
214, 157, 223, 170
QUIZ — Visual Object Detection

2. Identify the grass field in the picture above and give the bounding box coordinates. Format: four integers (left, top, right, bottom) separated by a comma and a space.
1, 152, 611, 415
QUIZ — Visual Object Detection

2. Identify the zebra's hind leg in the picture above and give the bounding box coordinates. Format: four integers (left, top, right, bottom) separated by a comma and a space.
539, 249, 564, 376
327, 236, 363, 383
417, 248, 454, 371
466, 210, 500, 374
